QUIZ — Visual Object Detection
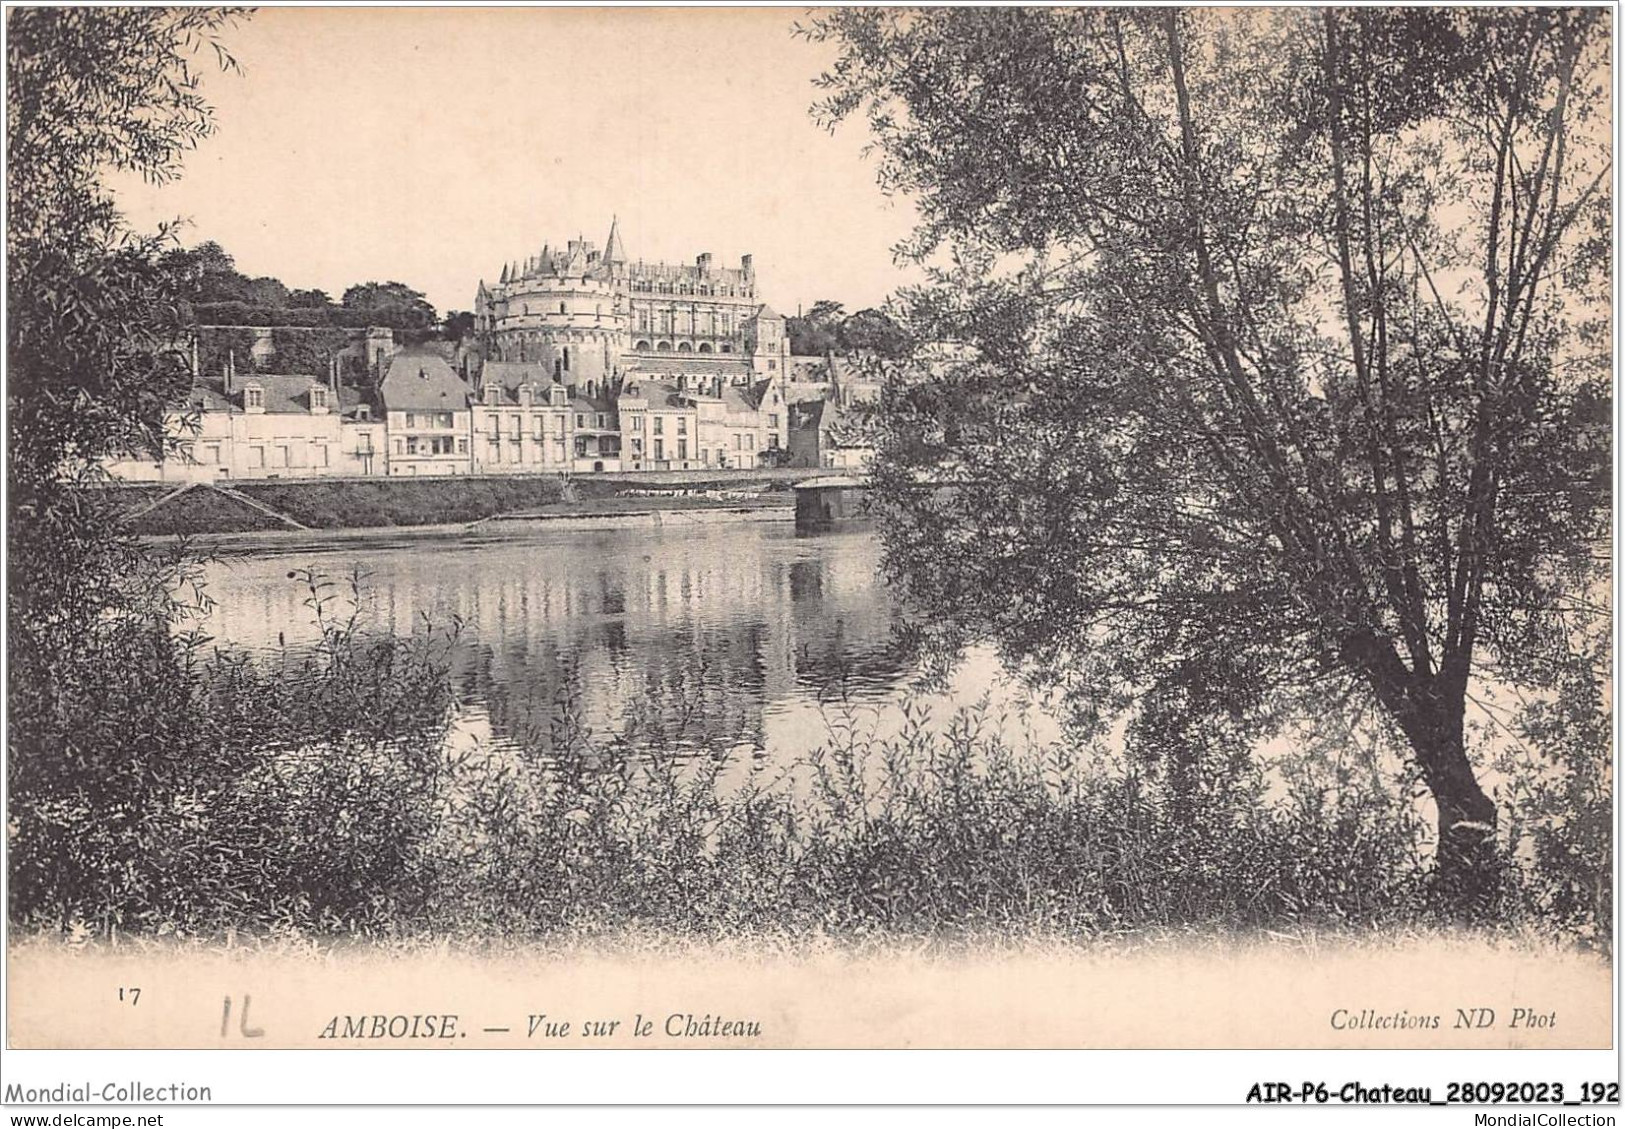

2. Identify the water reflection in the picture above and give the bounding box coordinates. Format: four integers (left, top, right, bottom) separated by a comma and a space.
196, 525, 1060, 767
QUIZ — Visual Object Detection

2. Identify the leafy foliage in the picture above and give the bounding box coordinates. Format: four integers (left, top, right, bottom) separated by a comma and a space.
342, 280, 437, 330
787, 299, 910, 358
800, 7, 1611, 906
7, 5, 250, 929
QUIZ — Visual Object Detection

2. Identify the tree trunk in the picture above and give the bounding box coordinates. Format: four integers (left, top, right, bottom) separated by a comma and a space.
1346, 631, 1501, 915
1400, 698, 1501, 915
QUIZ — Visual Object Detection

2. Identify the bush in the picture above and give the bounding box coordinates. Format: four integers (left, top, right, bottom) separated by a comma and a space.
8, 568, 1607, 949
7, 570, 456, 937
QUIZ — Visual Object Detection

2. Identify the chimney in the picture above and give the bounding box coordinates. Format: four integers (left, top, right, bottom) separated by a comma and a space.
741, 253, 753, 273
696, 252, 712, 272
224, 349, 235, 396
328, 354, 339, 395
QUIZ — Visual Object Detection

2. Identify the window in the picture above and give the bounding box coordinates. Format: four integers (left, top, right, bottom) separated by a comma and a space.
653, 417, 664, 435
769, 413, 779, 428
596, 413, 606, 428
554, 415, 566, 437
315, 445, 329, 467
393, 440, 404, 456
701, 448, 710, 465
312, 387, 327, 409
576, 413, 585, 428
654, 439, 664, 460
631, 437, 643, 455
677, 418, 687, 435
734, 434, 742, 450
204, 444, 222, 464
249, 446, 265, 467
405, 412, 416, 428
533, 415, 544, 437
553, 440, 566, 463
747, 434, 756, 450
457, 438, 468, 454
510, 414, 521, 436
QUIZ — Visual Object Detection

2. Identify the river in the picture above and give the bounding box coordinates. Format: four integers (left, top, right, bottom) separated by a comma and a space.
192, 524, 1062, 771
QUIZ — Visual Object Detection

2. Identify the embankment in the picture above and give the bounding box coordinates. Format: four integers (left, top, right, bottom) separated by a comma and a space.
101, 473, 804, 539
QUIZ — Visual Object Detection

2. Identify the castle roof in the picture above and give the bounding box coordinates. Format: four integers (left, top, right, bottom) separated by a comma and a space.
603, 216, 625, 264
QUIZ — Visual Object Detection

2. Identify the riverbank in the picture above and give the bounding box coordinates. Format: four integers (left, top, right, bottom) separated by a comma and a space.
156, 503, 795, 555
103, 473, 804, 540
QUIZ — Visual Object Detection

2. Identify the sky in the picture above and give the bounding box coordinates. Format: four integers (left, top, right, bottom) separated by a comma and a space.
107, 6, 923, 319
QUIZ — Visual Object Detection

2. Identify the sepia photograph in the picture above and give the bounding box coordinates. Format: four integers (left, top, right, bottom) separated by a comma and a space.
2, 0, 1616, 1112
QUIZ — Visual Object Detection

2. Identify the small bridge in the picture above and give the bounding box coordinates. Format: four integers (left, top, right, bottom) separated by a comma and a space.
791, 475, 872, 530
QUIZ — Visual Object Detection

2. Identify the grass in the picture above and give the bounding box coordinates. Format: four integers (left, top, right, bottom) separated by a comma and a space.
7, 572, 1611, 953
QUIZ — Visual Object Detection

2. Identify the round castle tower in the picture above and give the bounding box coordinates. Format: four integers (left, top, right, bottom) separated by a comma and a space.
475, 221, 629, 387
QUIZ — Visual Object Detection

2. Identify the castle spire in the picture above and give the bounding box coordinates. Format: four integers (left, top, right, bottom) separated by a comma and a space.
603, 215, 625, 264
500, 263, 510, 284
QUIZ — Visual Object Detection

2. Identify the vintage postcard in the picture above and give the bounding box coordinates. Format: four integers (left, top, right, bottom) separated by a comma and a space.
3, 1, 1615, 1110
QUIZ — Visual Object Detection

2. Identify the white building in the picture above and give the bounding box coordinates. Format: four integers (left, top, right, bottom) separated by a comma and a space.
105, 358, 386, 483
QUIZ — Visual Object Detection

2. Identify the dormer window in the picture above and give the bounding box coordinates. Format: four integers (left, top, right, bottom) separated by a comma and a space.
243, 384, 264, 412
484, 383, 501, 406
311, 385, 328, 410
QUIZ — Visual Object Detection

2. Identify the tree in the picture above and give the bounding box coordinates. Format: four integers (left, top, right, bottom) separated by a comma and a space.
342, 280, 437, 329
840, 306, 910, 358
8, 7, 247, 926
804, 7, 1610, 908
787, 298, 845, 355
287, 287, 333, 309
242, 275, 289, 308
441, 309, 475, 342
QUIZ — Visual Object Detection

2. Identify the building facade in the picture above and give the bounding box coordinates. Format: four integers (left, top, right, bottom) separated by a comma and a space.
472, 219, 791, 386
110, 224, 814, 486
105, 355, 386, 483
379, 350, 474, 475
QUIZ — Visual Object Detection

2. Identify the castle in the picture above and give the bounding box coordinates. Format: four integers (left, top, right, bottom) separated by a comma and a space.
472, 217, 789, 388
106, 221, 831, 483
